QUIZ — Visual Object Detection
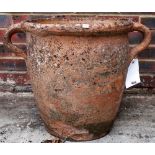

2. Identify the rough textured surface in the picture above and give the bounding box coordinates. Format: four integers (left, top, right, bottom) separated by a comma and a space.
3, 16, 151, 141
26, 33, 129, 141
0, 92, 155, 143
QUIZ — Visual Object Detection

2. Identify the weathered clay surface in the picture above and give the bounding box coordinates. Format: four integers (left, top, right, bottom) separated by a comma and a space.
3, 16, 151, 141
26, 34, 129, 141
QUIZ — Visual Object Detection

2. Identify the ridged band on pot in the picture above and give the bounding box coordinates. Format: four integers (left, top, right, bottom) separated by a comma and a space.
3, 16, 151, 141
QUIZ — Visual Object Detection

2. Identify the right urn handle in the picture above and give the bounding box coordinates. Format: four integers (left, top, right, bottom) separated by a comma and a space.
129, 22, 151, 62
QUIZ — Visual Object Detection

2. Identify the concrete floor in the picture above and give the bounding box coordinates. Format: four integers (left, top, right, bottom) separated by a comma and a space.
0, 92, 155, 143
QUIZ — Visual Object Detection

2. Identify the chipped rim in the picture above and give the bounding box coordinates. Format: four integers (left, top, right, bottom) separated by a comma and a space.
22, 15, 134, 36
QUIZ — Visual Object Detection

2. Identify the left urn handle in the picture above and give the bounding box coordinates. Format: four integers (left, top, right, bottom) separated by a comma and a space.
3, 23, 27, 59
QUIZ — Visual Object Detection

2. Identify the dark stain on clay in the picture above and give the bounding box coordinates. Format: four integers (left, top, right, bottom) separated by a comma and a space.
50, 109, 80, 124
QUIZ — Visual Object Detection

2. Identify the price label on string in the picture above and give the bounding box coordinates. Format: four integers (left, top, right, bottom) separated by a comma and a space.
125, 59, 141, 89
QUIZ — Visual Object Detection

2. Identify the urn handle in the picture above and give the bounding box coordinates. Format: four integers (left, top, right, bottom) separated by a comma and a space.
3, 23, 27, 59
129, 22, 151, 62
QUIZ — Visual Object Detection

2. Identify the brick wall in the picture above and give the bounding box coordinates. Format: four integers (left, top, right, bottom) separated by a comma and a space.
0, 13, 155, 92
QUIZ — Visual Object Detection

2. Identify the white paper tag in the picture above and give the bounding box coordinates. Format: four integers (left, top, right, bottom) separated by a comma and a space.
125, 59, 141, 89
82, 24, 90, 29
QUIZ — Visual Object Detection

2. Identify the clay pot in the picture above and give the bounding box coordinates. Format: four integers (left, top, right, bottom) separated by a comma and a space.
4, 16, 151, 141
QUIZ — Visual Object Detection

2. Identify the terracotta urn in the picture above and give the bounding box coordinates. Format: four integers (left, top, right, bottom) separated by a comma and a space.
4, 16, 151, 141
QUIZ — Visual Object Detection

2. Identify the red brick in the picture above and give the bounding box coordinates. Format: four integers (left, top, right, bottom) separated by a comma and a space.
0, 44, 27, 57
138, 47, 155, 59
139, 61, 155, 73
141, 17, 155, 29
150, 30, 155, 44
0, 59, 26, 71
138, 75, 155, 88
0, 29, 5, 42
12, 15, 28, 23
0, 72, 30, 85
0, 15, 12, 28
13, 85, 32, 92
